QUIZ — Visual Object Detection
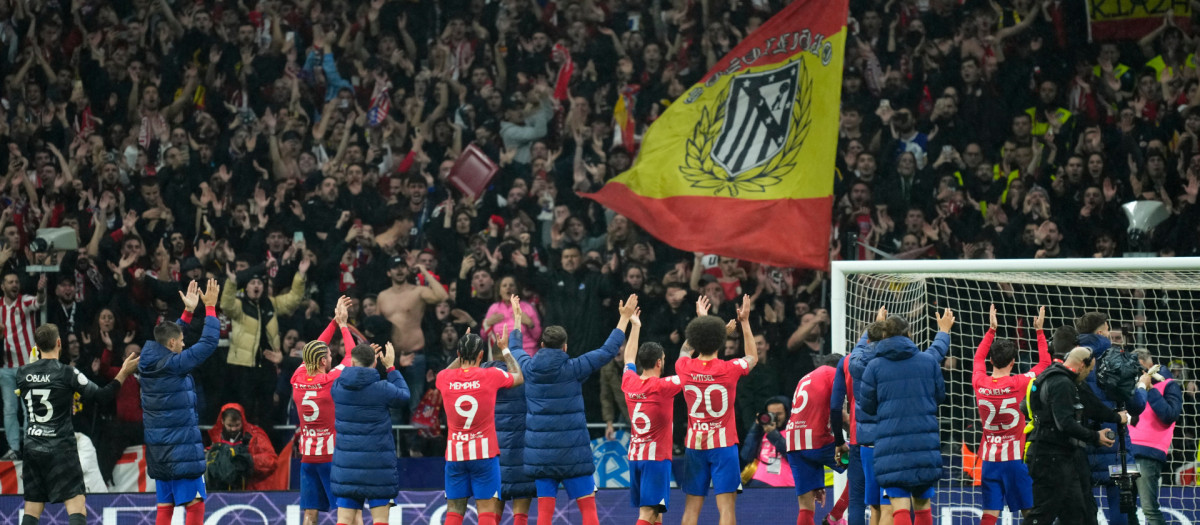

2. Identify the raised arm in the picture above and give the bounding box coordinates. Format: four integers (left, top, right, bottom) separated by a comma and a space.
507, 295, 532, 369
975, 304, 997, 381
382, 343, 411, 407
498, 322, 524, 387
736, 294, 758, 370
925, 308, 954, 362
166, 279, 222, 374
77, 351, 140, 404
624, 309, 642, 365
417, 264, 450, 304
1030, 306, 1051, 375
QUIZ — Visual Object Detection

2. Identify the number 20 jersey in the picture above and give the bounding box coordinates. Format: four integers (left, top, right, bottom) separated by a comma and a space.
676, 356, 749, 450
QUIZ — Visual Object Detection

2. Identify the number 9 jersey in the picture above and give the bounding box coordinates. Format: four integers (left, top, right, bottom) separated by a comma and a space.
676, 356, 750, 450
437, 366, 514, 461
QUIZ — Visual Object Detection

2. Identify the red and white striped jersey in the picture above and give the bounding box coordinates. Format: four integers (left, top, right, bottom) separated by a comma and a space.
621, 365, 682, 461
785, 365, 837, 451
438, 366, 513, 461
676, 356, 749, 450
1, 295, 38, 368
290, 324, 355, 463
972, 328, 1052, 462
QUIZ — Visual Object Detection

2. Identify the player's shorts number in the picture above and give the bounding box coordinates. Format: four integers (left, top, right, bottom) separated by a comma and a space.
23, 388, 52, 424
979, 398, 1020, 432
631, 402, 651, 434
301, 391, 319, 422
685, 384, 729, 419
455, 394, 479, 430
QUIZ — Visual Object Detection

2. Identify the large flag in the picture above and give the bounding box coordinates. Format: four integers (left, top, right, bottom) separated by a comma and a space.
1087, 0, 1190, 41
584, 0, 846, 269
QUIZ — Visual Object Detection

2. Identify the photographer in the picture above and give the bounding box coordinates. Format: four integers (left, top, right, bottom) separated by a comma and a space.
739, 396, 792, 487
1026, 348, 1129, 525
1130, 349, 1183, 525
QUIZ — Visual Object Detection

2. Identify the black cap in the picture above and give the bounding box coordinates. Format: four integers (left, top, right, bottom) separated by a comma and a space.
181, 257, 203, 272
389, 255, 408, 268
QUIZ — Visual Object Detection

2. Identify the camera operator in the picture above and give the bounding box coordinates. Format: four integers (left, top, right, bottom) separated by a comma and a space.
739, 396, 792, 487
1129, 349, 1183, 525
1027, 348, 1130, 525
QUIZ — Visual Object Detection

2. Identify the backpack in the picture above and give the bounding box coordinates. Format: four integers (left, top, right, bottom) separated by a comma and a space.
1096, 348, 1142, 403
205, 442, 253, 490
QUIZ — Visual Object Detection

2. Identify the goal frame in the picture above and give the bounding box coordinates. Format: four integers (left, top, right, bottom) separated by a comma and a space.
830, 257, 1200, 353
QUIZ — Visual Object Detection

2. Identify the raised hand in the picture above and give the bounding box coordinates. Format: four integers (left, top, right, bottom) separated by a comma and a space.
936, 308, 956, 333
334, 296, 350, 326
630, 309, 642, 328
736, 294, 752, 323
696, 295, 712, 317
117, 351, 141, 379
201, 278, 220, 306
509, 294, 523, 328
875, 306, 887, 322
618, 294, 639, 319
1033, 306, 1046, 330
989, 304, 998, 330
179, 280, 200, 311
384, 342, 397, 368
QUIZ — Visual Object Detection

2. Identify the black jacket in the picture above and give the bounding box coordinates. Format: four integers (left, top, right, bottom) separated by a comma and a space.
1028, 363, 1120, 455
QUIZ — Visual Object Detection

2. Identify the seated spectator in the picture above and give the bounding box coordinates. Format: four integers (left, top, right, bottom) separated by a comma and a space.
204, 404, 277, 491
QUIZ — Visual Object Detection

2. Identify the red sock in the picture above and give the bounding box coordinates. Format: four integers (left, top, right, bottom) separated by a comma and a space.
537, 497, 556, 525
831, 488, 849, 519
637, 520, 653, 525
797, 509, 815, 525
184, 501, 204, 525
979, 514, 998, 525
577, 496, 599, 525
480, 512, 501, 525
155, 506, 173, 525
445, 511, 464, 525
892, 509, 912, 525
513, 513, 528, 525
914, 509, 932, 525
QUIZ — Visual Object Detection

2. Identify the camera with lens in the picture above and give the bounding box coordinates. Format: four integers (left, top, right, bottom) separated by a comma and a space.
756, 413, 774, 426
1109, 463, 1140, 514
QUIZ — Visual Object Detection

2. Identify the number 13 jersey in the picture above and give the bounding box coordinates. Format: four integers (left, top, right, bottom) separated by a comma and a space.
676, 356, 749, 450
437, 366, 514, 461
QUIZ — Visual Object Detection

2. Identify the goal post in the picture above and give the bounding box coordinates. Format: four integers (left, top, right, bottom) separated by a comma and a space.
830, 257, 1200, 519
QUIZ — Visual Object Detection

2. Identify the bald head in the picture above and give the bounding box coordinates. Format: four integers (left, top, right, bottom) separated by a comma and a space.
1064, 347, 1095, 382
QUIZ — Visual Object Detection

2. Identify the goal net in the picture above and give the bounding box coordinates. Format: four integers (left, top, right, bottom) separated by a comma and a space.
831, 258, 1200, 523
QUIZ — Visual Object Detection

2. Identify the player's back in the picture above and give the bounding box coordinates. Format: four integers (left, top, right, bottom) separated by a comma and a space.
974, 372, 1033, 462
292, 366, 342, 461
437, 366, 513, 461
676, 356, 749, 450
17, 359, 83, 453
622, 367, 682, 461
786, 365, 837, 451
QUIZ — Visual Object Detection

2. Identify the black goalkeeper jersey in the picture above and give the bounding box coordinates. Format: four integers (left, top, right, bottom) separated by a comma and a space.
16, 359, 119, 453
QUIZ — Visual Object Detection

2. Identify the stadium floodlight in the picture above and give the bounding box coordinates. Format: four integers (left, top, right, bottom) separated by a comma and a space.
831, 257, 1200, 518
1122, 201, 1170, 255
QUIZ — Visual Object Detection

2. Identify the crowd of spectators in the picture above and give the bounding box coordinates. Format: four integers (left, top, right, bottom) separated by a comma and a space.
0, 0, 1197, 489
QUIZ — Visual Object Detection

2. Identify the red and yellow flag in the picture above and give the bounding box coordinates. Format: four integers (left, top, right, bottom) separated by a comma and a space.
585, 0, 846, 270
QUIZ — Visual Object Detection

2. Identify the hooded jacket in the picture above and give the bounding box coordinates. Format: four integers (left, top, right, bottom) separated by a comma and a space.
206, 402, 277, 489
511, 328, 625, 480
1078, 333, 1146, 483
330, 365, 410, 500
140, 312, 220, 481
220, 272, 308, 367
860, 335, 946, 490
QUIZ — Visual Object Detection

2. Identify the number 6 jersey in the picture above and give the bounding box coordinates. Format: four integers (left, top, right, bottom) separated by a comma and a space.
437, 366, 514, 461
676, 355, 750, 450
18, 358, 121, 453
972, 328, 1051, 462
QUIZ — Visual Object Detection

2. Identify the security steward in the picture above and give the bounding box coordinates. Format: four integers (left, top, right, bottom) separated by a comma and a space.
1026, 347, 1129, 525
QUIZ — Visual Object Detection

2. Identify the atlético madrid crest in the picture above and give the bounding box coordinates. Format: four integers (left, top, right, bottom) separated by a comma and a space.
682, 59, 811, 197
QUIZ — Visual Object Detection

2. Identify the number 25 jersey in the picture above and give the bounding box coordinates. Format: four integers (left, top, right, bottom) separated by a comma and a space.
676, 356, 749, 450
